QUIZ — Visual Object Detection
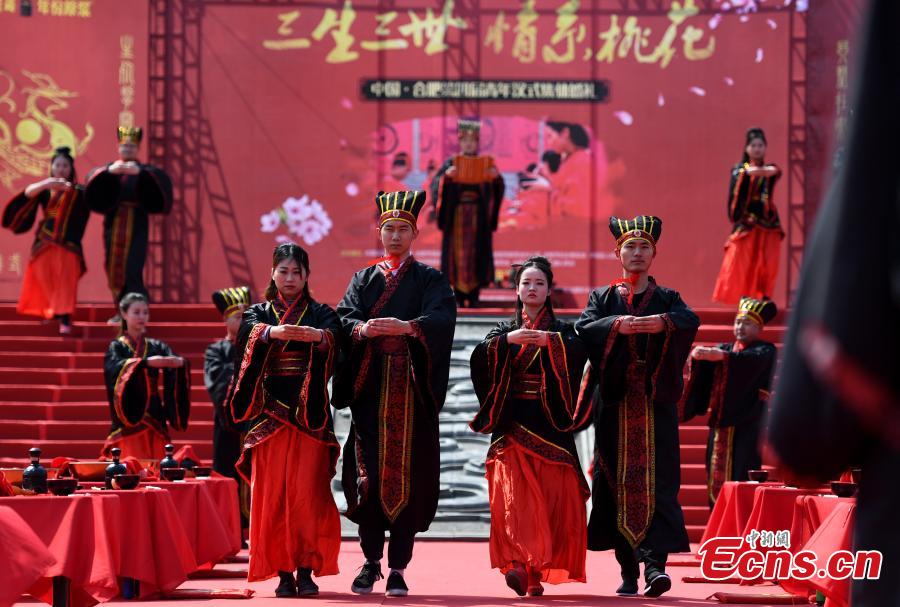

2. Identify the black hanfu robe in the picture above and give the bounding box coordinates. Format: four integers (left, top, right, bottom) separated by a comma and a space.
2, 186, 90, 273
681, 340, 776, 504
576, 280, 699, 555
434, 157, 504, 298
227, 299, 341, 483
84, 163, 172, 303
333, 258, 456, 533
102, 335, 191, 457
767, 1, 900, 603
470, 316, 590, 491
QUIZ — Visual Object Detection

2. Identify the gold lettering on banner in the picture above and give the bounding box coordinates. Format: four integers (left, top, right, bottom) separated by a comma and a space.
118, 35, 135, 128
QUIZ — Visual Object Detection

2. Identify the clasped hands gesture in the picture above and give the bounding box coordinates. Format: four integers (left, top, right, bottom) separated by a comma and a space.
146, 356, 184, 368
108, 160, 141, 176
618, 314, 666, 335
506, 329, 549, 347
269, 325, 325, 343
691, 346, 727, 361
360, 317, 414, 338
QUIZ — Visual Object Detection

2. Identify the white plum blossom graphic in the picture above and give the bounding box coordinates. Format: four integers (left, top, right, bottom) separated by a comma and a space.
258, 194, 333, 246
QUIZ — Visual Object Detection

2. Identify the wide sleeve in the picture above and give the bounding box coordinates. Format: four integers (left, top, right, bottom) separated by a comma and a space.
719, 343, 776, 423
227, 304, 275, 423
489, 173, 505, 231
84, 165, 120, 213
2, 190, 46, 234
538, 323, 590, 431
728, 164, 748, 222
407, 270, 457, 411
203, 342, 231, 411
469, 322, 515, 434
159, 341, 191, 432
332, 274, 370, 410
294, 303, 342, 431
136, 164, 173, 214
436, 170, 458, 231
575, 288, 623, 368
103, 340, 149, 428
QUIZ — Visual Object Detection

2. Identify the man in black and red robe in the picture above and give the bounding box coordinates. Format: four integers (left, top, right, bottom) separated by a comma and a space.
334, 190, 456, 597
84, 126, 172, 321
430, 119, 504, 308
681, 297, 777, 505
576, 216, 698, 599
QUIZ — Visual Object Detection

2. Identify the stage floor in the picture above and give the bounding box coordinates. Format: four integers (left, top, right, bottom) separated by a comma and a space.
14, 541, 796, 607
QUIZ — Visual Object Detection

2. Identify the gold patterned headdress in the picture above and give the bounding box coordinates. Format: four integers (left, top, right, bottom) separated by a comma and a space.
117, 126, 143, 145
736, 297, 777, 327
212, 286, 251, 319
376, 190, 427, 228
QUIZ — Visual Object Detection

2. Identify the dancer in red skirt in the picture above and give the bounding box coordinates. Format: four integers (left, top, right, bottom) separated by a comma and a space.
102, 293, 190, 458
470, 256, 590, 597
2, 147, 89, 334
227, 243, 341, 597
712, 127, 783, 304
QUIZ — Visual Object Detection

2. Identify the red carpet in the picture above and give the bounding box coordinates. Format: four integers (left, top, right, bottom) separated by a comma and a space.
14, 541, 800, 607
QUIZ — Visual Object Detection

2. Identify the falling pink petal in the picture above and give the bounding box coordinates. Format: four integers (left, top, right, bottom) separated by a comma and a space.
339, 138, 348, 149
657, 93, 665, 107
689, 86, 706, 97
739, 14, 749, 22
345, 182, 359, 196
722, 2, 731, 9
613, 111, 634, 126
767, 18, 778, 29
341, 97, 353, 110
755, 48, 764, 63
724, 76, 735, 86
708, 13, 722, 29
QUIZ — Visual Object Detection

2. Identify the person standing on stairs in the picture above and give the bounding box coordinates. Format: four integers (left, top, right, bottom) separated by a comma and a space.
84, 126, 173, 323
102, 292, 190, 459
681, 297, 777, 506
469, 256, 591, 597
204, 286, 252, 540
2, 147, 90, 335
333, 190, 456, 598
226, 243, 342, 598
575, 216, 699, 599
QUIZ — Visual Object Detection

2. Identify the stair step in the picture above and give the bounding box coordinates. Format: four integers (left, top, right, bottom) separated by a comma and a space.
0, 419, 216, 441
0, 402, 214, 421
0, 352, 207, 370
0, 384, 213, 402
0, 438, 214, 460
0, 368, 208, 386
0, 337, 210, 354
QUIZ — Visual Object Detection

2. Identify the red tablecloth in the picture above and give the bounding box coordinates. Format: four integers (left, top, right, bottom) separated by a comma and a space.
742, 486, 823, 552
142, 481, 234, 567
781, 501, 856, 607
0, 495, 119, 607
79, 488, 196, 594
187, 478, 241, 554
789, 495, 854, 552
0, 505, 56, 607
701, 482, 781, 546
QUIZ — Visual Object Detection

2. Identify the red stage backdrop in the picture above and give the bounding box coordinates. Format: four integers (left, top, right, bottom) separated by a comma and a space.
0, 1, 864, 308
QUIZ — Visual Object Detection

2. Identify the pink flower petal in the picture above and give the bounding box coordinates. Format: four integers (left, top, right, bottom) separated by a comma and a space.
689, 86, 706, 97
341, 97, 353, 110
767, 18, 778, 29
345, 182, 359, 196
755, 48, 764, 63
613, 111, 633, 126
657, 93, 665, 107
724, 76, 735, 86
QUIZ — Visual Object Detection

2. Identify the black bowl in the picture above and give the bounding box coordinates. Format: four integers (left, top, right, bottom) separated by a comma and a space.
192, 466, 212, 478
112, 474, 141, 490
161, 467, 186, 481
830, 481, 857, 498
47, 478, 78, 496
748, 469, 769, 483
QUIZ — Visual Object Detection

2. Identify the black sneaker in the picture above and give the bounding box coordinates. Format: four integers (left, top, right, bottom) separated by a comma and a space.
643, 573, 672, 598
385, 571, 408, 597
616, 577, 639, 596
275, 571, 297, 598
351, 561, 383, 594
297, 568, 318, 597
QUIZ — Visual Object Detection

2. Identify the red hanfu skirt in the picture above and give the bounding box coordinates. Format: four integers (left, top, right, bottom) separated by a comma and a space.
486, 439, 587, 584
713, 226, 782, 305
248, 424, 340, 581
17, 244, 81, 319
101, 424, 168, 460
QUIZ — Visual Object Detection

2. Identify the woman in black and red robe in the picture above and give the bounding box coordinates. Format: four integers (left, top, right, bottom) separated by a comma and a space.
470, 256, 590, 597
712, 127, 783, 304
102, 293, 190, 459
227, 243, 341, 598
2, 147, 89, 334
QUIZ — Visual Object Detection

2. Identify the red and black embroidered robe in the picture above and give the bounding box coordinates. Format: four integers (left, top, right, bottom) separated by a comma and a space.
727, 162, 783, 236
103, 335, 191, 450
227, 299, 341, 483
84, 163, 172, 303
333, 258, 456, 532
470, 311, 590, 496
575, 280, 698, 553
681, 340, 776, 504
2, 186, 90, 272
433, 157, 504, 295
